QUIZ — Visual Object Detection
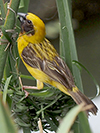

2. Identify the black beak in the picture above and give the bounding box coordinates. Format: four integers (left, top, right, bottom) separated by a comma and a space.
17, 12, 27, 23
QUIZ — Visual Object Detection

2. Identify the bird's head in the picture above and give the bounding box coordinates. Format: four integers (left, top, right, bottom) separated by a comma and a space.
18, 12, 46, 43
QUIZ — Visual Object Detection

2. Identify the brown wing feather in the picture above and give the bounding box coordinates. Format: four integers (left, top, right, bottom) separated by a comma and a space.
21, 41, 75, 90
42, 58, 75, 90
22, 44, 43, 70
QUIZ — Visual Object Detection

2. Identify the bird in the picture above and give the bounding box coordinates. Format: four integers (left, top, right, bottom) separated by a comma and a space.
17, 12, 98, 115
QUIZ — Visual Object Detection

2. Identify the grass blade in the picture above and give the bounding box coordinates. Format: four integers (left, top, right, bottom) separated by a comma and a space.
57, 104, 92, 133
78, 112, 92, 133
56, 104, 84, 133
73, 60, 100, 96
3, 75, 12, 103
0, 94, 18, 133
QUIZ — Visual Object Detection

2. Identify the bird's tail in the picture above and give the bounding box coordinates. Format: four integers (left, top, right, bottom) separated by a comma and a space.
69, 86, 98, 115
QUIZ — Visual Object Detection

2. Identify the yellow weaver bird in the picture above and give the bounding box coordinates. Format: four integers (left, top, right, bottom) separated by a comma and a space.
17, 12, 98, 115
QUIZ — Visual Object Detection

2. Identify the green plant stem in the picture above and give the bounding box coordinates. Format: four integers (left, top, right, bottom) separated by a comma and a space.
0, 0, 6, 23
56, 0, 83, 92
78, 112, 92, 133
0, 0, 20, 83
4, 0, 30, 81
56, 0, 92, 133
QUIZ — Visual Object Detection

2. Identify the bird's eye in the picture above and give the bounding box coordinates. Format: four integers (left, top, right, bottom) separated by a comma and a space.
27, 20, 32, 24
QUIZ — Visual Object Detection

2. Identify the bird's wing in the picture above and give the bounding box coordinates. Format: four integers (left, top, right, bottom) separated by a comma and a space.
42, 56, 75, 90
21, 43, 43, 70
21, 42, 75, 90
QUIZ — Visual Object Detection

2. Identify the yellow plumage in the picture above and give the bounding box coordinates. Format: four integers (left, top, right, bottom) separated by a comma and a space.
17, 12, 98, 115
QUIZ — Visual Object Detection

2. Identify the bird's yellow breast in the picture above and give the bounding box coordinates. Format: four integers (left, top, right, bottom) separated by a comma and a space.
17, 35, 52, 83
17, 35, 28, 57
